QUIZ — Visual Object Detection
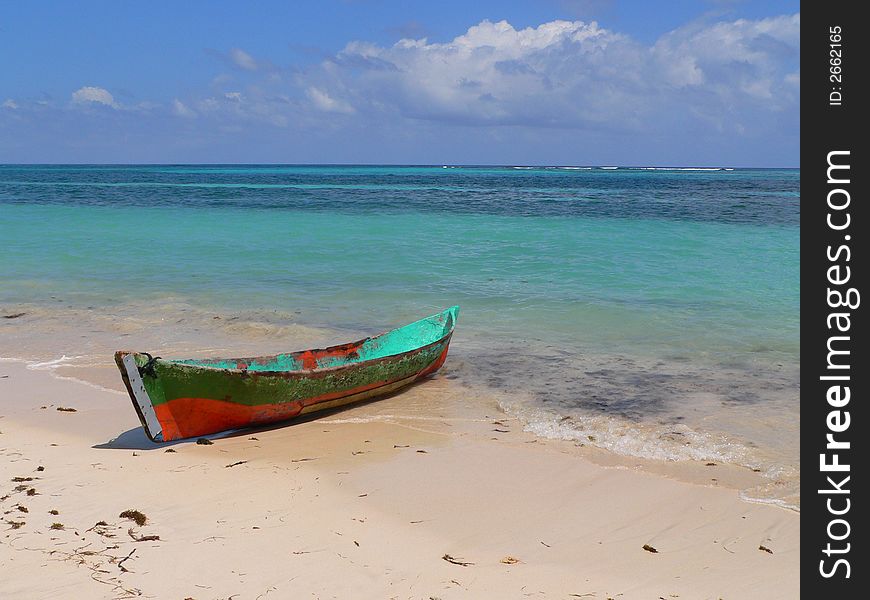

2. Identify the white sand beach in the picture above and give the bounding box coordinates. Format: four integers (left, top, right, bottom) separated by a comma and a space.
1, 360, 798, 599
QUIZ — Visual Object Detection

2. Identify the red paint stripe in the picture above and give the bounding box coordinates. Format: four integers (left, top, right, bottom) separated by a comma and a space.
156, 375, 400, 441
296, 341, 364, 369
155, 395, 304, 441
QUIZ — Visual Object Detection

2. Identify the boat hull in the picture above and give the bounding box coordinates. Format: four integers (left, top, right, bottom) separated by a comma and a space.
114, 308, 456, 442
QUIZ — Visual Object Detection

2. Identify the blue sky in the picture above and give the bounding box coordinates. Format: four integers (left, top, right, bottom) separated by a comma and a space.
1, 1, 799, 165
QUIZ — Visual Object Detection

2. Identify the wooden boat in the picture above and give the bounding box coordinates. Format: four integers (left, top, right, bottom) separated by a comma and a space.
115, 306, 459, 442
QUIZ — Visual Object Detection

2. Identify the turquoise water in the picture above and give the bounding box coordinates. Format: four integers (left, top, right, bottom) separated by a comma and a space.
1, 201, 798, 360
0, 166, 799, 360
0, 165, 800, 506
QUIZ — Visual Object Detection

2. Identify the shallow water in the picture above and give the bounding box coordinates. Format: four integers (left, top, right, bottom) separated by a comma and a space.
0, 164, 800, 508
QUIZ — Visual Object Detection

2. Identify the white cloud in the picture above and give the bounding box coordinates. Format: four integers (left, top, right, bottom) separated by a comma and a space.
1, 99, 18, 110
172, 98, 197, 118
303, 15, 798, 130
306, 87, 355, 114
652, 14, 800, 99
25, 14, 796, 158
71, 86, 118, 108
230, 48, 259, 71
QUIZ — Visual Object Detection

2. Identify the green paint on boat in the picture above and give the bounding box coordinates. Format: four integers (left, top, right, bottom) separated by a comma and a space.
114, 306, 459, 442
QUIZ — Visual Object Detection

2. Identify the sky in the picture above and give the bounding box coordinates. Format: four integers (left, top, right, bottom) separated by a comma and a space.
0, 1, 800, 166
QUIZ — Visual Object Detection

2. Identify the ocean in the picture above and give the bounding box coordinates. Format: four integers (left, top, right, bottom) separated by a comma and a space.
0, 164, 800, 508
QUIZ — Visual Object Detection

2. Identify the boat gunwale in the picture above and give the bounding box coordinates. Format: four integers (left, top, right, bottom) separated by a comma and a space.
115, 312, 457, 378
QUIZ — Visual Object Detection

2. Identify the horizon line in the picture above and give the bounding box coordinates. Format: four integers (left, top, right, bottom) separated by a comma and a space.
0, 162, 800, 169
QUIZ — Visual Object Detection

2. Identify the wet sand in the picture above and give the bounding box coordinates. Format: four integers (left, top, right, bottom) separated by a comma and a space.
0, 360, 797, 599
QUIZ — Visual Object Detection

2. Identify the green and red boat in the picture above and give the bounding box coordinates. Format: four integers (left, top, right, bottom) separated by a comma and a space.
115, 306, 459, 442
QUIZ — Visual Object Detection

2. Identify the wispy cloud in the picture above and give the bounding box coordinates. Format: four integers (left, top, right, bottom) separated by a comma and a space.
172, 98, 197, 118
305, 87, 355, 114
208, 47, 277, 73
230, 48, 259, 71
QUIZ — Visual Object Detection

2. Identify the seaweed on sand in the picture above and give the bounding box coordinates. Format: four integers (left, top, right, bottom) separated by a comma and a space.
442, 554, 474, 566
128, 528, 160, 542
119, 509, 147, 527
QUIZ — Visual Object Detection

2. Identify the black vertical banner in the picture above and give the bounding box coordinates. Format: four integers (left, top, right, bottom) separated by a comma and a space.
803, 2, 867, 596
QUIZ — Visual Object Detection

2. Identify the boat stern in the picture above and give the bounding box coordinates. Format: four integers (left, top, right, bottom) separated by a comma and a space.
114, 351, 165, 442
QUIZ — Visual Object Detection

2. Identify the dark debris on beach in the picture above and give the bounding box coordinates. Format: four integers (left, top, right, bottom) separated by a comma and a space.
119, 509, 147, 527
442, 554, 474, 566
128, 528, 160, 542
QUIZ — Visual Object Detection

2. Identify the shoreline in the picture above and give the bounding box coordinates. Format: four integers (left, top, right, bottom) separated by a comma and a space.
0, 297, 801, 511
2, 349, 800, 512
1, 360, 798, 598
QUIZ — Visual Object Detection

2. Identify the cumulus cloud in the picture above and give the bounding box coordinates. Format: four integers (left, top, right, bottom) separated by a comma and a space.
1, 99, 18, 109
302, 15, 799, 131
652, 14, 799, 97
70, 15, 796, 138
71, 86, 118, 108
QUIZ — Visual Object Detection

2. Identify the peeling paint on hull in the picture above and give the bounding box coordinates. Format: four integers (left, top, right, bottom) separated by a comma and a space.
115, 306, 458, 442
